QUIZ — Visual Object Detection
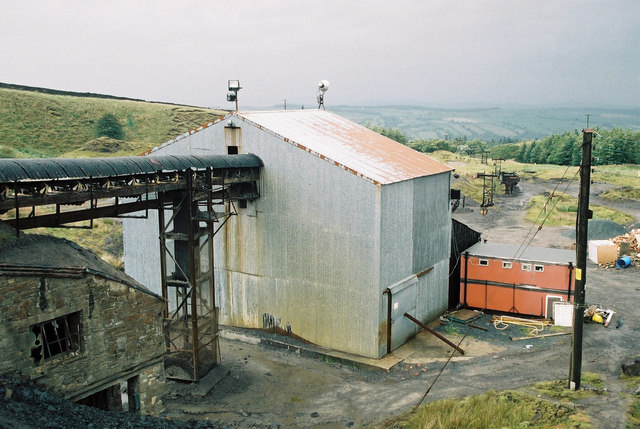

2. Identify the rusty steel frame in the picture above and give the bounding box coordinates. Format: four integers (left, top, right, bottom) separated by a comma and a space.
159, 168, 234, 381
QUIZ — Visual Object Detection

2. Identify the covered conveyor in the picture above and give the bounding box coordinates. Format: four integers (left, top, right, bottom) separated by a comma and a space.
0, 154, 262, 230
0, 153, 262, 382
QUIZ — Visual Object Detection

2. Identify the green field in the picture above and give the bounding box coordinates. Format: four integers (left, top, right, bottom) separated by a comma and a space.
429, 151, 639, 227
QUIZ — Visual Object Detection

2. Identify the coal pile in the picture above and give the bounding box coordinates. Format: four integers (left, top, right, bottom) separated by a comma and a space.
562, 219, 628, 241
0, 375, 216, 429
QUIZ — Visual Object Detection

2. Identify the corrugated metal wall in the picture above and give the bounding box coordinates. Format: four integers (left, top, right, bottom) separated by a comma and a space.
123, 115, 452, 359
377, 173, 451, 355
217, 123, 381, 357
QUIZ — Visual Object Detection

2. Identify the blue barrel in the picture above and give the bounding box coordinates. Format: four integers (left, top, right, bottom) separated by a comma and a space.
616, 256, 632, 268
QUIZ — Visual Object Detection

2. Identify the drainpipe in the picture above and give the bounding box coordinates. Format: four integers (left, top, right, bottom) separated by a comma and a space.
463, 252, 470, 306
383, 288, 392, 355
567, 261, 574, 301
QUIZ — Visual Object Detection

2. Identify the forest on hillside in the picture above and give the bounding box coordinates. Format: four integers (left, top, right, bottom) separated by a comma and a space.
368, 124, 640, 166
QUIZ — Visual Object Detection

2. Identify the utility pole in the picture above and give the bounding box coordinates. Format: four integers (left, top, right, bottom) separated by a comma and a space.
569, 128, 593, 390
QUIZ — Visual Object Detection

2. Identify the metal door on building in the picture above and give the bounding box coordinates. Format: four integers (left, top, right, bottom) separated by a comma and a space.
387, 275, 419, 351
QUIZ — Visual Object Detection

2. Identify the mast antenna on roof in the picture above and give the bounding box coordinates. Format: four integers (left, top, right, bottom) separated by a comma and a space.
316, 80, 330, 110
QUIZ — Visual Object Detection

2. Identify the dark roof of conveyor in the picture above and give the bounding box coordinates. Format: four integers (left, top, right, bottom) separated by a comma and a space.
0, 154, 262, 183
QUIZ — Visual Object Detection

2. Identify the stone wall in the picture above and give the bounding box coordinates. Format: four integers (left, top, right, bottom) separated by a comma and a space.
0, 273, 166, 414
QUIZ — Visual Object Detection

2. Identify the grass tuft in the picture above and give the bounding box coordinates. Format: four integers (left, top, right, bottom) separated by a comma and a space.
379, 390, 592, 429
525, 192, 634, 226
533, 373, 605, 401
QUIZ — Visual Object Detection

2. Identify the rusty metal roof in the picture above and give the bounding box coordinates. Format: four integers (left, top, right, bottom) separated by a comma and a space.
235, 110, 452, 185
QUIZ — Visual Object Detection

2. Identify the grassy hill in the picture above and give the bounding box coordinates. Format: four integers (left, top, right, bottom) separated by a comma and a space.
0, 85, 227, 158
0, 85, 228, 266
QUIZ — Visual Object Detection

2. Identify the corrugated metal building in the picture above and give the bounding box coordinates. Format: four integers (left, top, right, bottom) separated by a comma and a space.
123, 110, 453, 358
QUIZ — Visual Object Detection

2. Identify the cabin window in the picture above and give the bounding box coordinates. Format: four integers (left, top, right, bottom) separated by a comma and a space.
534, 264, 545, 272
478, 259, 489, 266
502, 261, 512, 269
30, 311, 82, 365
521, 263, 532, 272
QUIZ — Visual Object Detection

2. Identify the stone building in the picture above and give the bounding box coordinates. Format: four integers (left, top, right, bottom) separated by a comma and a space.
0, 223, 166, 414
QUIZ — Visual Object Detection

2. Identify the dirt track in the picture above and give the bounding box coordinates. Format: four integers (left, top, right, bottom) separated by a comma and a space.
158, 179, 640, 428
2, 179, 639, 428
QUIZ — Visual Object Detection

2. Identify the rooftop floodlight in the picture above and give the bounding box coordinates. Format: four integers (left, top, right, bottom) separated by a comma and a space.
227, 80, 241, 111
316, 79, 330, 110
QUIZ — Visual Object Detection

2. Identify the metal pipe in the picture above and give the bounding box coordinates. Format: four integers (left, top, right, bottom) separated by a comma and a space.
567, 261, 573, 301
383, 288, 392, 355
404, 312, 465, 355
187, 169, 200, 381
463, 252, 469, 306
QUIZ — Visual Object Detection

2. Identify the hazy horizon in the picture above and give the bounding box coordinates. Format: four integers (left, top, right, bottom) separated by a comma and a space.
2, 1, 638, 110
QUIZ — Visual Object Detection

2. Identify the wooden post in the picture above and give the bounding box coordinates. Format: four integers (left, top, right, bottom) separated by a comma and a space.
569, 129, 593, 390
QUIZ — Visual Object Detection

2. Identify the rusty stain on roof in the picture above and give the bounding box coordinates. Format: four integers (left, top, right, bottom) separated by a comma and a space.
235, 110, 452, 185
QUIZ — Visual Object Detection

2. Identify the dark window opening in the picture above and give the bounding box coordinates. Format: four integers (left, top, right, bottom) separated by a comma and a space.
227, 145, 239, 155
238, 199, 247, 209
31, 311, 82, 365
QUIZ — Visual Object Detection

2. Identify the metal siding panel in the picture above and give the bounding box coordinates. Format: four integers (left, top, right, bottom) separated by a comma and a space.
111, 157, 145, 175
153, 156, 182, 171
145, 156, 167, 172
33, 159, 68, 179
129, 157, 159, 174
49, 159, 91, 179
181, 155, 208, 170
122, 208, 162, 295
0, 160, 29, 182
413, 173, 452, 271
10, 159, 51, 180
218, 125, 381, 358
101, 158, 133, 176
380, 181, 414, 288
82, 158, 119, 178
415, 259, 450, 321
378, 174, 452, 344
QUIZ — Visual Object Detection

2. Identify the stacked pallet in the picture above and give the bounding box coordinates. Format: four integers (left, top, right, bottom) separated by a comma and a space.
610, 228, 640, 252
602, 228, 640, 268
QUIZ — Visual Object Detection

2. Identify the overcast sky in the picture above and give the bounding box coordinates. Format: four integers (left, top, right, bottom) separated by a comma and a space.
1, 1, 638, 109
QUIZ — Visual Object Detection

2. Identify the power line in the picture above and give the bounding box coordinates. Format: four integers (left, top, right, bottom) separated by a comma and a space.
512, 164, 578, 260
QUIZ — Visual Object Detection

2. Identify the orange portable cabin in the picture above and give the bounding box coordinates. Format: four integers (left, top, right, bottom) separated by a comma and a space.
460, 242, 575, 317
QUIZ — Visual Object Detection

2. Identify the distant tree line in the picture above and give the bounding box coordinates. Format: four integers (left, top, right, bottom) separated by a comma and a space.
366, 123, 487, 156
366, 123, 640, 166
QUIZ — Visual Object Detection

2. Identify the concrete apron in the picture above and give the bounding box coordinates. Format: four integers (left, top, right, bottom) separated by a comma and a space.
218, 325, 500, 372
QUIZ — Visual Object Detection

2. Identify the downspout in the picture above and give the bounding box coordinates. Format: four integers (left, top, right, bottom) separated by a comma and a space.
567, 261, 574, 301
383, 288, 392, 355
463, 252, 470, 306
